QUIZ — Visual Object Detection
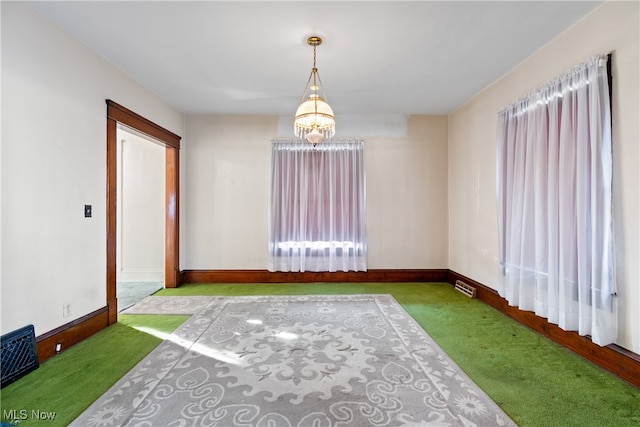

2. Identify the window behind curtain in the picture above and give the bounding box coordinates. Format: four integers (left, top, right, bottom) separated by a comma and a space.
496, 54, 616, 346
268, 139, 367, 272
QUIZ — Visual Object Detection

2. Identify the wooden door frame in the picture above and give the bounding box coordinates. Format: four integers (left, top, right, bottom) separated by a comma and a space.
106, 100, 181, 324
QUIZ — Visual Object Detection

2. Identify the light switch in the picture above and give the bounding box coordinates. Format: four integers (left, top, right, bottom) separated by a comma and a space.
84, 204, 92, 218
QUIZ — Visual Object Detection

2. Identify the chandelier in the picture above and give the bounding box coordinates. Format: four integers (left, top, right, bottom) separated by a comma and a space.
294, 36, 335, 146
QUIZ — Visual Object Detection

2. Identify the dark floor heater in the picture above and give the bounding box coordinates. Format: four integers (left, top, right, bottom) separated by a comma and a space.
1, 324, 39, 388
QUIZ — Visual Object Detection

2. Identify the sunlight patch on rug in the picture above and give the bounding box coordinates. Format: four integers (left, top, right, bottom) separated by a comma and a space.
73, 295, 516, 427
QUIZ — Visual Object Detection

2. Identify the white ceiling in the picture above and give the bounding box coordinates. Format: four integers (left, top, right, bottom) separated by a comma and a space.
28, 1, 602, 116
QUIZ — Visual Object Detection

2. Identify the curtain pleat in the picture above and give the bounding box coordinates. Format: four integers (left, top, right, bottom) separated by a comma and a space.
497, 55, 616, 346
268, 139, 367, 272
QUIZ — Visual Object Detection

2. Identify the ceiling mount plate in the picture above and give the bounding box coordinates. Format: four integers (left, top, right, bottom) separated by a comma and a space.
307, 36, 322, 47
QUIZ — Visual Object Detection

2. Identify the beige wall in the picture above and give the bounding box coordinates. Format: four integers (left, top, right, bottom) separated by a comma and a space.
1, 2, 184, 336
184, 115, 276, 269
183, 115, 449, 270
448, 1, 639, 353
366, 116, 449, 268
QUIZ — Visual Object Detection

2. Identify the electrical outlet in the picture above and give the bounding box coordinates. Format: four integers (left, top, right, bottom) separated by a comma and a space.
63, 303, 72, 318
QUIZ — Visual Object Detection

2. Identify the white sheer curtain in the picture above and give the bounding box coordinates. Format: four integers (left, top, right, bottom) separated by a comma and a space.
269, 139, 367, 272
497, 54, 617, 346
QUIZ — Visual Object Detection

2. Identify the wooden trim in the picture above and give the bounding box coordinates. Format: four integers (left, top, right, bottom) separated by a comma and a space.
106, 117, 118, 324
36, 307, 109, 364
165, 146, 180, 288
448, 270, 640, 388
180, 269, 449, 284
106, 100, 180, 149
106, 100, 182, 309
33, 263, 638, 387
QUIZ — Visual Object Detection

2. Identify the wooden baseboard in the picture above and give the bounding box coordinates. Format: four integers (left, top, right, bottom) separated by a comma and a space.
180, 269, 449, 284
36, 306, 109, 364
448, 270, 640, 388
31, 268, 638, 388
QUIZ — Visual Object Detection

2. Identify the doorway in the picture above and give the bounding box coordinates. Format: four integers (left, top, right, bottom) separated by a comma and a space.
106, 100, 181, 324
116, 127, 165, 310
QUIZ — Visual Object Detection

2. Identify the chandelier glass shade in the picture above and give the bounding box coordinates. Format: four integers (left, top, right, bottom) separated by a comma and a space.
294, 36, 335, 146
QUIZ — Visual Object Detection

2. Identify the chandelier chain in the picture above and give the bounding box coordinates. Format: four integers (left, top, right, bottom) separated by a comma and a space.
313, 44, 318, 115
294, 35, 335, 145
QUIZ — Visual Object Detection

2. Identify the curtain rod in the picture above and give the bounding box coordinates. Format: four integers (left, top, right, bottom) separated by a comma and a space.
498, 52, 611, 117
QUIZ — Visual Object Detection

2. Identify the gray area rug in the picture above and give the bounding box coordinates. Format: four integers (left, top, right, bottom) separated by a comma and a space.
74, 295, 517, 426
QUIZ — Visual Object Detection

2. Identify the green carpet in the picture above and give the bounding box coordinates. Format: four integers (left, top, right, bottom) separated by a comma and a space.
0, 314, 188, 426
1, 282, 638, 426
